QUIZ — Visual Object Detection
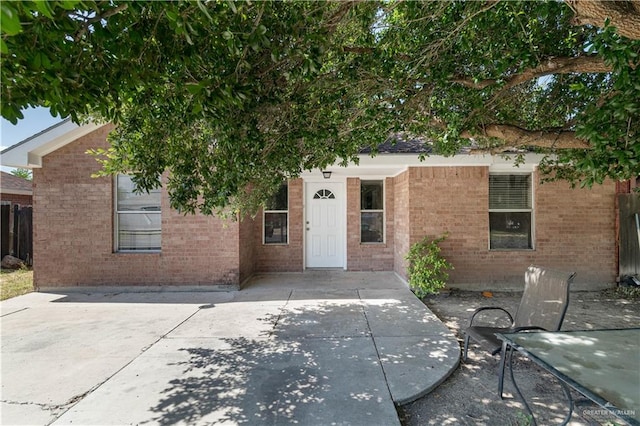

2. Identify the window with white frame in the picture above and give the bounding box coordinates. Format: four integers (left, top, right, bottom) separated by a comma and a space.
264, 183, 288, 244
361, 180, 384, 243
489, 174, 533, 250
115, 175, 161, 251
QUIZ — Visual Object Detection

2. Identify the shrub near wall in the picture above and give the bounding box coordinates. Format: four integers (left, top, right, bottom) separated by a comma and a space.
405, 233, 453, 297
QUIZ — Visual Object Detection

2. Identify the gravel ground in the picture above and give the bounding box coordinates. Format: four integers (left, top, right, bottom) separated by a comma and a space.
398, 289, 640, 426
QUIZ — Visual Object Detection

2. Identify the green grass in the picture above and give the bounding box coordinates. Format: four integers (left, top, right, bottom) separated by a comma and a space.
1, 268, 34, 300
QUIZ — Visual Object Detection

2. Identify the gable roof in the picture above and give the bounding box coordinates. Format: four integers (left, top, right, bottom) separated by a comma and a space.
0, 171, 32, 195
1, 119, 543, 178
0, 119, 107, 168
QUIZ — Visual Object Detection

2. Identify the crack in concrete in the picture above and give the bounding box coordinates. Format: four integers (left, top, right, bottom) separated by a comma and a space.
40, 306, 206, 425
1, 307, 29, 317
1, 399, 53, 409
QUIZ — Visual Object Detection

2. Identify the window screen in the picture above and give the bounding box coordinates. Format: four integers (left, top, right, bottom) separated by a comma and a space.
115, 175, 161, 251
361, 181, 384, 243
489, 174, 532, 250
264, 183, 288, 244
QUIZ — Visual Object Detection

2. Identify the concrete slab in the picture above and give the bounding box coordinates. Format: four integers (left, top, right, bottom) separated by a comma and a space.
375, 336, 461, 404
169, 300, 287, 339
0, 401, 57, 426
243, 271, 407, 291
54, 337, 400, 426
1, 272, 459, 425
229, 287, 292, 303
46, 290, 237, 305
289, 288, 361, 301
360, 290, 453, 337
275, 299, 370, 339
1, 297, 200, 424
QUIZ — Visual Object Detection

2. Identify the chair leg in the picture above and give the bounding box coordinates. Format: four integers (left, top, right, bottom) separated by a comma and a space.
463, 335, 470, 362
498, 340, 509, 399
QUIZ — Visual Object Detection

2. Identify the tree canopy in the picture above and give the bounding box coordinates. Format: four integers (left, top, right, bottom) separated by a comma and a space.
2, 0, 639, 215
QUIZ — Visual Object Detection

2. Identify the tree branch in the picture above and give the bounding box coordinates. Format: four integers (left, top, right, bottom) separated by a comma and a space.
568, 0, 640, 40
462, 124, 590, 150
74, 3, 129, 41
453, 55, 613, 90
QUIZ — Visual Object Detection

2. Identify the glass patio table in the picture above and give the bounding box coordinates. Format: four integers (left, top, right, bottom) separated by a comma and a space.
497, 328, 640, 426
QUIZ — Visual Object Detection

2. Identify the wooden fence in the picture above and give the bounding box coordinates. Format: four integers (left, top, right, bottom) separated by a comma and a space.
0, 204, 32, 265
619, 194, 640, 278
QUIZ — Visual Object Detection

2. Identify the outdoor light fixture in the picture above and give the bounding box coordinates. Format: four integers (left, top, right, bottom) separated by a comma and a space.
322, 171, 332, 179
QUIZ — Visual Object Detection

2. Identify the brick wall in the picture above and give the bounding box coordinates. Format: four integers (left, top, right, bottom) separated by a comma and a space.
1, 193, 32, 206
404, 166, 489, 285
30, 124, 618, 291
396, 166, 616, 290
346, 177, 395, 271
238, 213, 256, 285
253, 178, 304, 272
33, 125, 241, 288
393, 171, 410, 276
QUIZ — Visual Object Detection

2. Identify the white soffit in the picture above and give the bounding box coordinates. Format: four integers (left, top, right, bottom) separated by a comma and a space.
1, 119, 108, 168
301, 152, 545, 179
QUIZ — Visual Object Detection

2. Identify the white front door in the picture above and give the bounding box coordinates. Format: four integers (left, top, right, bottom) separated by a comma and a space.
305, 182, 345, 268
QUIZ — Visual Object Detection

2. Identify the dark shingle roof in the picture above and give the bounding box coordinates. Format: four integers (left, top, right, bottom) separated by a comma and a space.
1, 171, 33, 193
360, 135, 433, 154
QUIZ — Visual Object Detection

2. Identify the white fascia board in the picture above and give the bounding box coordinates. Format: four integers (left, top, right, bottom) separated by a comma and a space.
301, 152, 547, 180
1, 120, 108, 168
488, 153, 547, 172
0, 189, 32, 196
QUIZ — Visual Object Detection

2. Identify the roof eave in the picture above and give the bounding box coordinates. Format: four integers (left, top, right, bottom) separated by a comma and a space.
1, 120, 108, 169
0, 189, 32, 196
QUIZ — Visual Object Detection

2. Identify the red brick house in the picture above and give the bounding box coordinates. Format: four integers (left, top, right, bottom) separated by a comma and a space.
1, 119, 619, 291
1, 171, 32, 206
0, 170, 34, 260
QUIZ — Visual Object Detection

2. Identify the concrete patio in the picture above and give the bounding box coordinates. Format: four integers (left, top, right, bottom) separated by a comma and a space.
0, 271, 460, 425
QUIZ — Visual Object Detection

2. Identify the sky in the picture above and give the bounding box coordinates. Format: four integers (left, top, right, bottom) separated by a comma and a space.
0, 106, 63, 151
0, 107, 63, 172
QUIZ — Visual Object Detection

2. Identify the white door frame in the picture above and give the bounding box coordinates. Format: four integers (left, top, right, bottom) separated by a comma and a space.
303, 179, 347, 270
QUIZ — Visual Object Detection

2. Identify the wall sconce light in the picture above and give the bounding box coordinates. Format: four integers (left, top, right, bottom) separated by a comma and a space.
322, 170, 332, 179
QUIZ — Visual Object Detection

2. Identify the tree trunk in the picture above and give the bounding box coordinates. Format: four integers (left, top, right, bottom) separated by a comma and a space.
568, 0, 640, 40
462, 124, 590, 150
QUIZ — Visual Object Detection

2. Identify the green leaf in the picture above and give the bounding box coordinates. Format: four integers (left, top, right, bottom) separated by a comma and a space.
33, 1, 55, 18
226, 0, 237, 14
185, 83, 203, 95
196, 0, 213, 22
2, 0, 639, 214
165, 10, 179, 22
1, 3, 22, 35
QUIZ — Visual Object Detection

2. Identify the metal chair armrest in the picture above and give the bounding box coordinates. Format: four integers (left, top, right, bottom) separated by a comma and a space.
510, 326, 547, 333
468, 306, 514, 328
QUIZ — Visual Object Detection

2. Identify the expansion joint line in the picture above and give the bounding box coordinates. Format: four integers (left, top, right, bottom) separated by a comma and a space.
47, 306, 204, 425
268, 289, 293, 337
357, 289, 395, 403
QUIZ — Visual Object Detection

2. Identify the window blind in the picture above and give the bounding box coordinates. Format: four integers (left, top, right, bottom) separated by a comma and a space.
489, 175, 531, 210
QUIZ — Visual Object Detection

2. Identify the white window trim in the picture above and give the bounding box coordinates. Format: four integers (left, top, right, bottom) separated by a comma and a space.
488, 173, 535, 251
263, 184, 289, 245
360, 179, 385, 244
114, 175, 162, 253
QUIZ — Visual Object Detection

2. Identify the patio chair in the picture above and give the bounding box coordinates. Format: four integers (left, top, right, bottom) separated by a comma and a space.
463, 266, 576, 397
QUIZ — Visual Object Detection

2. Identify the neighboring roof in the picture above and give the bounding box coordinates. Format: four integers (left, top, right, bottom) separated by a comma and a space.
0, 118, 108, 168
0, 171, 32, 195
361, 135, 433, 155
